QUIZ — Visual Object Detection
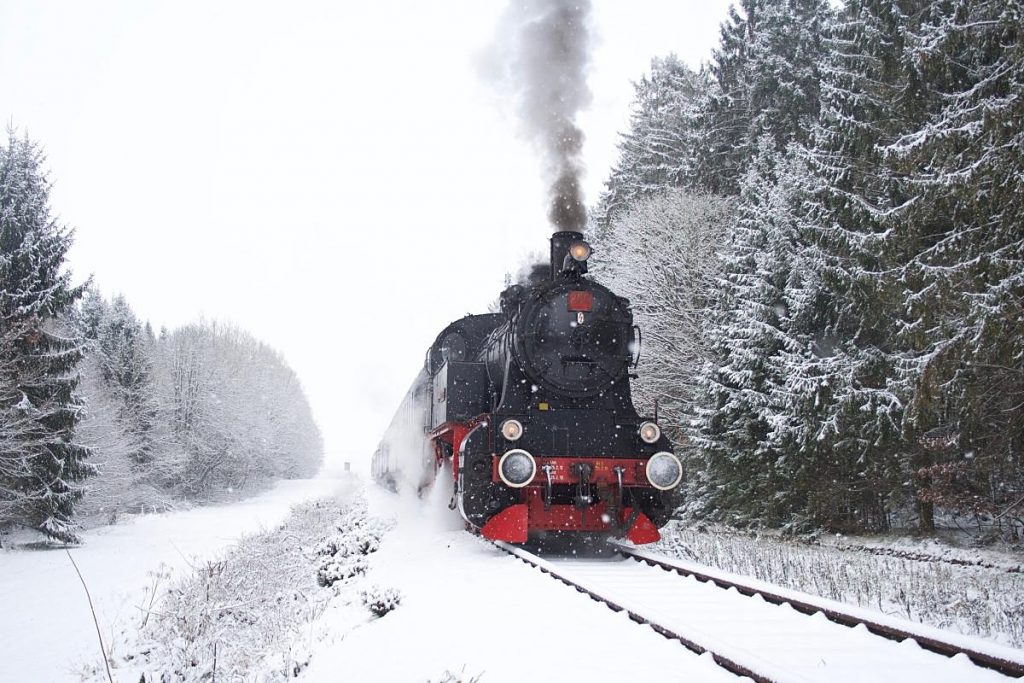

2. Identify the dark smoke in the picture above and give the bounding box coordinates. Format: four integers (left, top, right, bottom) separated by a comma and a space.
488, 0, 592, 233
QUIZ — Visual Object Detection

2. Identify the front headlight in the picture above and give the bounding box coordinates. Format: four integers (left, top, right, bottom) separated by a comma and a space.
568, 240, 592, 262
645, 451, 683, 490
498, 449, 536, 488
639, 421, 661, 444
500, 419, 523, 441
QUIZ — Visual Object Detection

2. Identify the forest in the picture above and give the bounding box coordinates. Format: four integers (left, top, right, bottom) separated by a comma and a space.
0, 134, 323, 543
594, 0, 1023, 537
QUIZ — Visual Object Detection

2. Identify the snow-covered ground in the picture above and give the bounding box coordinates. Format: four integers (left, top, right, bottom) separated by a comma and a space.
655, 522, 1024, 647
0, 477, 341, 681
296, 480, 738, 683
8, 474, 1024, 682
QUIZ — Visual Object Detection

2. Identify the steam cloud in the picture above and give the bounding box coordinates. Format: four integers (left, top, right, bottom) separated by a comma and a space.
487, 0, 593, 233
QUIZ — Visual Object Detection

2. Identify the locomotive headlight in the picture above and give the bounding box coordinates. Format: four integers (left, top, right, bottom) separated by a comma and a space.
645, 452, 683, 490
569, 240, 592, 262
639, 421, 661, 444
498, 449, 536, 488
500, 419, 524, 441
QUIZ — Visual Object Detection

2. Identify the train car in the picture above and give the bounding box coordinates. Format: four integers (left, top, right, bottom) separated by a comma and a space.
371, 230, 684, 545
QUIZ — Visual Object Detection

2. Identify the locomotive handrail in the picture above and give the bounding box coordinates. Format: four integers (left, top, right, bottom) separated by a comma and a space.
631, 325, 642, 368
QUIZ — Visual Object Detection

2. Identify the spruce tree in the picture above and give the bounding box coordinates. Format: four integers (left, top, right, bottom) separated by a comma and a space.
691, 0, 830, 528
595, 55, 713, 230
96, 295, 158, 465
74, 287, 109, 341
782, 0, 934, 531
745, 0, 828, 149
692, 139, 790, 525
887, 0, 1024, 532
703, 0, 759, 195
0, 132, 91, 542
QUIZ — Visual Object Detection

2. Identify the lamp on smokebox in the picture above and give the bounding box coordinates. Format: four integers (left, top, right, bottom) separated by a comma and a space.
561, 239, 592, 276
569, 240, 592, 262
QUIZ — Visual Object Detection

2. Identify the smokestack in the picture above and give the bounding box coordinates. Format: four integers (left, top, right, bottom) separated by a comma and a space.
550, 230, 583, 279
486, 0, 593, 234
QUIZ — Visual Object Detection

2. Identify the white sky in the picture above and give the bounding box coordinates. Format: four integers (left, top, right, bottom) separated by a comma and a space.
1, 0, 734, 470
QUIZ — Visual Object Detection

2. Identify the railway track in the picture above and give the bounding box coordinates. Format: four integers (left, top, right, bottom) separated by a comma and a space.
495, 541, 1024, 682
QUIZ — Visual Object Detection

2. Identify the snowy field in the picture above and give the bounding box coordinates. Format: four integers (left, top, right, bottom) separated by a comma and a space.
97, 478, 737, 682
0, 477, 341, 681
7, 474, 1024, 682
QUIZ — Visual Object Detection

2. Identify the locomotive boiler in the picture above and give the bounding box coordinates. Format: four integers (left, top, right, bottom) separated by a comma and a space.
371, 231, 684, 544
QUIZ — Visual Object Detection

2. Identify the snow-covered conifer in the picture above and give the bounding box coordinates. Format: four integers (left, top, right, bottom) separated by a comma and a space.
779, 0, 928, 531
0, 132, 91, 542
595, 56, 714, 230
94, 295, 158, 464
883, 0, 1024, 531
690, 0, 830, 527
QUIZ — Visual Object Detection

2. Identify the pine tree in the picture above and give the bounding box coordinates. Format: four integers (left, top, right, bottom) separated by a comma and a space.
703, 0, 760, 195
0, 132, 91, 542
95, 295, 158, 465
595, 55, 713, 230
692, 140, 789, 525
779, 0, 938, 531
886, 0, 1024, 533
745, 0, 828, 149
74, 287, 109, 341
690, 0, 830, 528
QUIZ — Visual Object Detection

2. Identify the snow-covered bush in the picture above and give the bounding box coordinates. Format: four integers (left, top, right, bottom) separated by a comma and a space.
309, 506, 392, 588
430, 668, 484, 683
360, 585, 402, 618
96, 494, 391, 682
317, 555, 367, 587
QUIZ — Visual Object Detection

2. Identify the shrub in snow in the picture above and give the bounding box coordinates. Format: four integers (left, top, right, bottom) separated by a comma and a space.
94, 494, 390, 682
310, 512, 391, 588
313, 539, 338, 556
361, 585, 402, 618
317, 556, 367, 587
431, 668, 484, 683
357, 535, 381, 555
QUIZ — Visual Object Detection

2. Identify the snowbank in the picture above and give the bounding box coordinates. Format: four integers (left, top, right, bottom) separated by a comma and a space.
0, 477, 341, 681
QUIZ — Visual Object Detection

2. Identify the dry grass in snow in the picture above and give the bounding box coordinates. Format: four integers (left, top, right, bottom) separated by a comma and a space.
656, 523, 1024, 647
82, 491, 393, 682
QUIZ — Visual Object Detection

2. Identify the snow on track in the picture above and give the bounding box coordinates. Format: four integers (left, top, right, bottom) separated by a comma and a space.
620, 543, 1024, 677
297, 484, 741, 683
502, 545, 1019, 683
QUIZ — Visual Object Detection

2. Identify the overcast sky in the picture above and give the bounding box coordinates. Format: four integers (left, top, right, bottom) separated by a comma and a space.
1, 0, 734, 470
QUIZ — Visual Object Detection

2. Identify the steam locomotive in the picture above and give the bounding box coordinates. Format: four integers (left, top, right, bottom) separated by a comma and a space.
371, 231, 683, 544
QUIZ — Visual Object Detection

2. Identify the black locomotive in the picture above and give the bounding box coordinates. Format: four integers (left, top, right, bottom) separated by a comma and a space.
371, 231, 683, 544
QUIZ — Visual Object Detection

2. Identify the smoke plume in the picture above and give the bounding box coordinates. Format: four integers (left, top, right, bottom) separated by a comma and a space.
486, 0, 593, 233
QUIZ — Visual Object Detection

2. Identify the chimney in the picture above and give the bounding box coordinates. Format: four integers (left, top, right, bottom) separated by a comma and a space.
550, 230, 584, 279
